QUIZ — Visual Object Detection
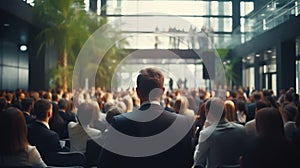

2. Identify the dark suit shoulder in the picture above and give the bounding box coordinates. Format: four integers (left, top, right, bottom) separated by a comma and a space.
28, 121, 58, 136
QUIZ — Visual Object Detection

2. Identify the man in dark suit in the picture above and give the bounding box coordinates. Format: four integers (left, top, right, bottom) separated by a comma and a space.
98, 68, 194, 168
21, 97, 35, 124
58, 99, 76, 123
246, 91, 262, 122
27, 99, 67, 156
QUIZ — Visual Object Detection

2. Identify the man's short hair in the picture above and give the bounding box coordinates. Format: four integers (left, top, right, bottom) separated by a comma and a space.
252, 91, 262, 101
34, 99, 52, 120
205, 97, 225, 119
58, 99, 68, 110
106, 107, 122, 124
136, 68, 164, 98
283, 103, 298, 121
256, 100, 271, 111
21, 97, 34, 111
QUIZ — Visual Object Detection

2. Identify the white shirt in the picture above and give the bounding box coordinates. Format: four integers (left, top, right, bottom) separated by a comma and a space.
68, 122, 101, 152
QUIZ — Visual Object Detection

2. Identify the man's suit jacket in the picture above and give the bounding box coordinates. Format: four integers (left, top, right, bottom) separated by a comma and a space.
98, 103, 194, 168
27, 121, 63, 155
23, 112, 35, 124
194, 120, 246, 168
246, 102, 257, 122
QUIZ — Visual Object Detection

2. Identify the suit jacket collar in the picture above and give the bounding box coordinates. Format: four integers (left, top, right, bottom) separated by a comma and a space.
36, 120, 50, 129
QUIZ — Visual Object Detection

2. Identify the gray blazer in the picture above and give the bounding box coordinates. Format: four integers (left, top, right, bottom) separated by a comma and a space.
194, 120, 246, 168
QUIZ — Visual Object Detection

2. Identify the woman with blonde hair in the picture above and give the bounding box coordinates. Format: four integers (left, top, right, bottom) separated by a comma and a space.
173, 96, 195, 118
0, 107, 46, 167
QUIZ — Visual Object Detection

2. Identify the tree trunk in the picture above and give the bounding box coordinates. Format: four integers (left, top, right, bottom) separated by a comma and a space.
58, 48, 68, 92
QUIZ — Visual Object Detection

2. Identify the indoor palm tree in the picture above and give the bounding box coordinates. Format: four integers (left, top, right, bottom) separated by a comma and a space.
34, 0, 94, 91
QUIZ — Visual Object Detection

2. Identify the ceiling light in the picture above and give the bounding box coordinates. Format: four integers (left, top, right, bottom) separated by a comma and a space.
3, 23, 10, 27
255, 54, 260, 57
20, 44, 27, 51
267, 50, 272, 53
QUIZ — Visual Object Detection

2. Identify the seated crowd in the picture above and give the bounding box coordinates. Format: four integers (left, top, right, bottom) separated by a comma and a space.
0, 71, 300, 167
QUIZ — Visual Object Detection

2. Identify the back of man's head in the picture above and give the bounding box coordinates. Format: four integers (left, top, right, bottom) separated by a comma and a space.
256, 100, 271, 111
58, 99, 68, 110
205, 97, 225, 121
52, 93, 58, 102
283, 103, 298, 121
252, 91, 262, 102
21, 97, 34, 112
136, 68, 164, 100
34, 99, 52, 121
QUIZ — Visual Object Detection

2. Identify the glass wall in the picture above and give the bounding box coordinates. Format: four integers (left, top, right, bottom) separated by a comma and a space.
96, 0, 235, 49
0, 41, 29, 90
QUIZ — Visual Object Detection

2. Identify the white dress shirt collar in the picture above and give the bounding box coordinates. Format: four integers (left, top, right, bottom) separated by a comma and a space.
36, 120, 50, 129
141, 101, 161, 106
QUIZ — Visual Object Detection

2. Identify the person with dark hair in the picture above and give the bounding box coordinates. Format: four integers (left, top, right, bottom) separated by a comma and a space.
241, 108, 297, 168
0, 107, 46, 167
0, 97, 7, 112
5, 92, 13, 107
21, 97, 35, 124
85, 107, 122, 167
246, 91, 262, 122
105, 107, 122, 125
68, 102, 101, 152
245, 100, 271, 137
194, 97, 246, 168
12, 91, 25, 110
50, 99, 76, 139
98, 68, 194, 168
281, 103, 298, 139
236, 100, 247, 124
51, 92, 59, 117
58, 99, 76, 123
27, 99, 67, 157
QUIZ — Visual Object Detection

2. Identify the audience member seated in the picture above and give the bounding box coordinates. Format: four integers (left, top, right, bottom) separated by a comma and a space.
68, 102, 101, 152
224, 100, 237, 123
0, 97, 7, 112
85, 107, 122, 167
173, 96, 195, 118
27, 99, 68, 158
12, 91, 25, 110
194, 97, 246, 168
22, 97, 35, 124
292, 106, 300, 147
58, 99, 76, 124
98, 68, 194, 168
0, 107, 46, 167
241, 107, 298, 168
245, 100, 270, 137
163, 96, 174, 112
281, 103, 298, 139
236, 100, 247, 124
50, 99, 76, 139
91, 101, 107, 132
246, 91, 262, 122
